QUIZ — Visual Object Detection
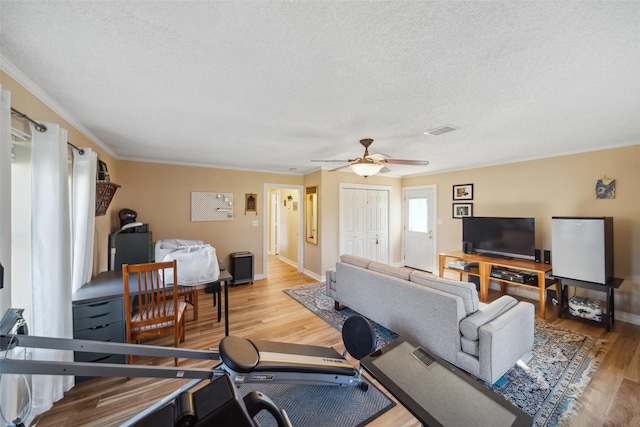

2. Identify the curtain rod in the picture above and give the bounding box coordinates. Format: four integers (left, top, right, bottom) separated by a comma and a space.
11, 107, 85, 154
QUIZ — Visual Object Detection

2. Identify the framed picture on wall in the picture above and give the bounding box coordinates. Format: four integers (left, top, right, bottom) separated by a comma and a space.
453, 184, 473, 200
452, 203, 473, 218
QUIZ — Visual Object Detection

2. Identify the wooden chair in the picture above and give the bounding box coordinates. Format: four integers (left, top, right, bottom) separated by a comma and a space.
122, 261, 186, 366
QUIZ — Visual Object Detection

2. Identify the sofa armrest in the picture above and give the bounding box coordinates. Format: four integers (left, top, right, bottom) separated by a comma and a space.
478, 301, 535, 384
460, 295, 518, 340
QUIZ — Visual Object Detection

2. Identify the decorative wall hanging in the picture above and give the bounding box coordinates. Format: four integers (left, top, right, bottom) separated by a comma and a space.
191, 192, 233, 221
452, 203, 473, 218
453, 183, 473, 200
245, 193, 257, 215
595, 176, 615, 199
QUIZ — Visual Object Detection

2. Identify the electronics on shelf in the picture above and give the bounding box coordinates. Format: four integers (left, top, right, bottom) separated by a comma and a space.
490, 267, 538, 285
446, 260, 479, 271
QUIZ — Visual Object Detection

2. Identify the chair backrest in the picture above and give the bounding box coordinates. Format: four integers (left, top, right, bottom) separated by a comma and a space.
122, 261, 179, 335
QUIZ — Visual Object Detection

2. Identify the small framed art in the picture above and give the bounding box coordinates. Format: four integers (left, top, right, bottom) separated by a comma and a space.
453, 184, 473, 200
453, 203, 473, 218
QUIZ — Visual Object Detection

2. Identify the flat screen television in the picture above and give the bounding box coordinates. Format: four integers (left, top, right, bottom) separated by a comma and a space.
462, 217, 535, 261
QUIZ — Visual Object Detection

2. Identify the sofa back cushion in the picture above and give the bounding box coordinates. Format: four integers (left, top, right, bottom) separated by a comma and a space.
340, 254, 372, 269
410, 271, 479, 315
368, 261, 414, 281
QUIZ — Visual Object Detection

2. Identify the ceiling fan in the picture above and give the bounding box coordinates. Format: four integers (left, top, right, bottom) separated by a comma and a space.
311, 138, 429, 177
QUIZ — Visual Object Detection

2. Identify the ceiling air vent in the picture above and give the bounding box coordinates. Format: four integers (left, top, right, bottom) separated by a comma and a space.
424, 125, 458, 136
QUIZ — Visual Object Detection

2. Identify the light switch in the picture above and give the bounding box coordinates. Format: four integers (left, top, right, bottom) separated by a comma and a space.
252, 220, 259, 227
437, 219, 443, 225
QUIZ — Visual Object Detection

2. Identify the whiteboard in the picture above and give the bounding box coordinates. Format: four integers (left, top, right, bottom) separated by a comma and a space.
191, 192, 234, 221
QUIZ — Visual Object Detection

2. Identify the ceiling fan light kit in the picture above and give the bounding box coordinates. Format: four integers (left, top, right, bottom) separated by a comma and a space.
350, 161, 384, 177
312, 138, 429, 177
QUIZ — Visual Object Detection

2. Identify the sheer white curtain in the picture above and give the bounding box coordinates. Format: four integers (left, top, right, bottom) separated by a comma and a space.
0, 86, 11, 314
71, 148, 97, 293
29, 122, 74, 417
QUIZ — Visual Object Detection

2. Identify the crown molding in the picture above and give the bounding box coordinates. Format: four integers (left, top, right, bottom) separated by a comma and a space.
1, 54, 117, 158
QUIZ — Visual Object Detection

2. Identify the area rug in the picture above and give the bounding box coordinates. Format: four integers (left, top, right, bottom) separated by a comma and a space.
285, 282, 603, 427
238, 382, 394, 427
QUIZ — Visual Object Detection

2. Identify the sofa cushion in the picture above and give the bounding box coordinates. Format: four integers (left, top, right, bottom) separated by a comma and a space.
368, 261, 413, 281
459, 295, 518, 341
410, 271, 479, 315
340, 254, 372, 269
461, 336, 479, 356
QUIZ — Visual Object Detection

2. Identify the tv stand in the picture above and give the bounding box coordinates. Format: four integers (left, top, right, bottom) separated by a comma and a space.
478, 253, 513, 260
439, 251, 556, 319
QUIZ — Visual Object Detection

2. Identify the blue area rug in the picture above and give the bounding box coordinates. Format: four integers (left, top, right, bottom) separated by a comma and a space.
285, 282, 603, 427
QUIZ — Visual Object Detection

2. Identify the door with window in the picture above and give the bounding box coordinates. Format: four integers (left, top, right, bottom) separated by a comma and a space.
403, 187, 436, 272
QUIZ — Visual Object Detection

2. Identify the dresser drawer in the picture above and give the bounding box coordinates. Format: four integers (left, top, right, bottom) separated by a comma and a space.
74, 321, 124, 342
73, 298, 123, 320
74, 309, 122, 332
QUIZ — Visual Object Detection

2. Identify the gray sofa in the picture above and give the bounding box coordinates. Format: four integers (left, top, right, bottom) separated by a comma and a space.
326, 254, 534, 384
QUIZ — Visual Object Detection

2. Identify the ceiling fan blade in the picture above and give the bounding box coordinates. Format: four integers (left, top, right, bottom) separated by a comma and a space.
383, 159, 430, 166
329, 164, 352, 172
310, 159, 350, 163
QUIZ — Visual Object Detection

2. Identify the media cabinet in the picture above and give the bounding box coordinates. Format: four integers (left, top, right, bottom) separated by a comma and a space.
439, 251, 557, 319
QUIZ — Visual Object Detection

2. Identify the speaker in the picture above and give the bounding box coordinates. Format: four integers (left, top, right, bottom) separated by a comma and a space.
534, 249, 541, 263
463, 241, 473, 254
544, 250, 551, 264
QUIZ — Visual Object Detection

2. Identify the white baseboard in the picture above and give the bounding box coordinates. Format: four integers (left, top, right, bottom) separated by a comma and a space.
304, 269, 323, 282
277, 255, 297, 269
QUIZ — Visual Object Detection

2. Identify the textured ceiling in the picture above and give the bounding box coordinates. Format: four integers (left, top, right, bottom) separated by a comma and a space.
1, 1, 639, 177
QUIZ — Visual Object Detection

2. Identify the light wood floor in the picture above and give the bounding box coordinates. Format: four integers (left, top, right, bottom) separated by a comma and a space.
34, 258, 640, 426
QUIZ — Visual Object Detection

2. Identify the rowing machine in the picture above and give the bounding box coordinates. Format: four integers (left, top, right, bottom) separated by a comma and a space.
1, 309, 376, 424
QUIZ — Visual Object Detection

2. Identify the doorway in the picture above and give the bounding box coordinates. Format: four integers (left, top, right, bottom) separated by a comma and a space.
403, 186, 437, 272
263, 184, 304, 278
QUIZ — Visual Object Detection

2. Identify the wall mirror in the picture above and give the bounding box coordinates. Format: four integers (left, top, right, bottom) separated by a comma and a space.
306, 186, 318, 244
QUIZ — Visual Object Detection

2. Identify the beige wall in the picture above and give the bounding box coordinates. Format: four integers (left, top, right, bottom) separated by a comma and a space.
115, 161, 305, 276
403, 145, 640, 316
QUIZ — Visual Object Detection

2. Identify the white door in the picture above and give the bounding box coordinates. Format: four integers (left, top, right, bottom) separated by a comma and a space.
403, 187, 436, 272
342, 189, 366, 257
367, 190, 389, 263
341, 186, 389, 262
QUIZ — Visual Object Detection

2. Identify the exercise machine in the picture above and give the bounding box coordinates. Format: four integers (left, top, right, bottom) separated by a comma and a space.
1, 308, 376, 426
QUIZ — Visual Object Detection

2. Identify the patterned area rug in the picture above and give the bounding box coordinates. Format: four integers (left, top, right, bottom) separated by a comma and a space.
285, 282, 603, 427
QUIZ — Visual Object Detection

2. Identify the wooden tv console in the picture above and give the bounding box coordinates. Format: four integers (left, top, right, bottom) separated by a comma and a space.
438, 251, 557, 319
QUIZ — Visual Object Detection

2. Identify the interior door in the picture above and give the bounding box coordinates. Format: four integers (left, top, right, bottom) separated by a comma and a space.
341, 186, 389, 262
367, 190, 389, 263
342, 189, 366, 257
403, 187, 436, 272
